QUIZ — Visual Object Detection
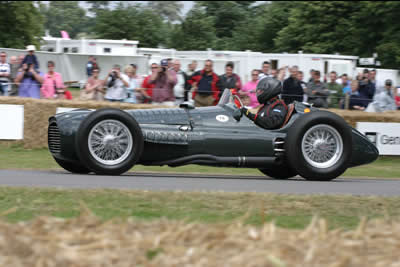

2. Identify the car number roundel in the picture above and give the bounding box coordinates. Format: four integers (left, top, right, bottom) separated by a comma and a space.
216, 115, 229, 123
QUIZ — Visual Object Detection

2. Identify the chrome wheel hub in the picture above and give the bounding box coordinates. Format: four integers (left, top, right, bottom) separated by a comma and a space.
88, 120, 133, 166
301, 124, 343, 169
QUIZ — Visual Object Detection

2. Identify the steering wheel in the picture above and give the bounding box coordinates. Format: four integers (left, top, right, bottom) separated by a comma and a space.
232, 94, 244, 121
233, 94, 244, 109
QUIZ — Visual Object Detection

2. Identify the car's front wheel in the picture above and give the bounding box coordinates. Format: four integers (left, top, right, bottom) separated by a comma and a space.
54, 157, 91, 174
75, 108, 144, 175
285, 111, 352, 181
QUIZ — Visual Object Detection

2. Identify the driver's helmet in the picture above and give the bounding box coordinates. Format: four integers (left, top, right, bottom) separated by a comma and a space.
256, 77, 282, 104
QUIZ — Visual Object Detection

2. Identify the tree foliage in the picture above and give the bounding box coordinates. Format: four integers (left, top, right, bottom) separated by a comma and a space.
93, 5, 167, 47
168, 7, 217, 50
41, 1, 89, 39
0, 1, 44, 49
147, 1, 183, 23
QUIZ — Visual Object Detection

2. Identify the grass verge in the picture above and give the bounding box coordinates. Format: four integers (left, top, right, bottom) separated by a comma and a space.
1, 143, 400, 178
0, 186, 399, 230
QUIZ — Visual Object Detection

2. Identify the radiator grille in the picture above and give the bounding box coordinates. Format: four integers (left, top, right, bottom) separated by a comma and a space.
48, 122, 61, 154
273, 138, 285, 156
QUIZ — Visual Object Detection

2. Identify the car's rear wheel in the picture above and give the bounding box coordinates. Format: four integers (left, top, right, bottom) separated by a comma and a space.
54, 157, 91, 174
285, 111, 352, 181
259, 166, 297, 179
75, 108, 144, 175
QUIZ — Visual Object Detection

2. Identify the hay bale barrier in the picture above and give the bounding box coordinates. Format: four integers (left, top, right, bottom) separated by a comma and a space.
0, 97, 170, 149
1, 97, 400, 148
0, 211, 399, 266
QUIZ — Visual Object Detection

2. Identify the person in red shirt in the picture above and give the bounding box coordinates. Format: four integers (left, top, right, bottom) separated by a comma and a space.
188, 59, 220, 107
140, 62, 158, 103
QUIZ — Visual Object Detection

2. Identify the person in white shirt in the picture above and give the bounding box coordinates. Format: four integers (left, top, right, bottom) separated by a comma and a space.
258, 61, 271, 80
0, 51, 10, 96
104, 64, 129, 102
172, 59, 190, 105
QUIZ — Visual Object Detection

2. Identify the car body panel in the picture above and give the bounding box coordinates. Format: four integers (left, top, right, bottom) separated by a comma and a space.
48, 91, 378, 170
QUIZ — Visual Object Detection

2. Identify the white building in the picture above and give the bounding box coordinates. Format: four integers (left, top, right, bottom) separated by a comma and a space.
37, 37, 399, 85
41, 37, 139, 56
138, 48, 359, 83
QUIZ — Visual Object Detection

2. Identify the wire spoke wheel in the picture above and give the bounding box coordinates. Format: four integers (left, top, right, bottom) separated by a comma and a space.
88, 120, 133, 166
301, 124, 343, 169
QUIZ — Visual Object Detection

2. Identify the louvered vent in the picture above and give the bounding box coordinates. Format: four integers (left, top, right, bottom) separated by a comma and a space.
48, 122, 61, 154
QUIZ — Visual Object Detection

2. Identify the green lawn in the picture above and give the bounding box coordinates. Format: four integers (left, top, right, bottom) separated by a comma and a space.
0, 186, 399, 230
0, 143, 399, 178
1, 144, 400, 229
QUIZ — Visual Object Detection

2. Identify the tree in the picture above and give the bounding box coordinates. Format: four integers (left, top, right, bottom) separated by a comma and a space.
147, 1, 183, 23
85, 1, 109, 15
0, 1, 44, 49
93, 5, 167, 47
42, 1, 89, 39
195, 1, 249, 41
274, 2, 365, 54
230, 1, 297, 52
168, 7, 217, 50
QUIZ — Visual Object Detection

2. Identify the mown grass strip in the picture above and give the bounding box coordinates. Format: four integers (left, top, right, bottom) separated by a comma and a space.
0, 187, 399, 229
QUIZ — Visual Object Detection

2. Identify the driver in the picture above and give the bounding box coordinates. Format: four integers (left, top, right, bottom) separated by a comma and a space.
241, 77, 288, 130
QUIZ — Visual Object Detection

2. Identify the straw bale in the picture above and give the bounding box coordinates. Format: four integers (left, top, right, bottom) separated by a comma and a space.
1, 97, 400, 148
0, 211, 400, 266
0, 97, 171, 149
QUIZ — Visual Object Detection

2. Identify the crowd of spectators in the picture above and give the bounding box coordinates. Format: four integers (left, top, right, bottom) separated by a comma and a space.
0, 48, 399, 112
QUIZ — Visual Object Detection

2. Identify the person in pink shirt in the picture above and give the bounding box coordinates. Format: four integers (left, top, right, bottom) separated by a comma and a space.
41, 61, 65, 99
240, 69, 260, 108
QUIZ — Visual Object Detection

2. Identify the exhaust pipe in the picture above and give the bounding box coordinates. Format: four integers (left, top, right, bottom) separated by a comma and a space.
150, 154, 281, 168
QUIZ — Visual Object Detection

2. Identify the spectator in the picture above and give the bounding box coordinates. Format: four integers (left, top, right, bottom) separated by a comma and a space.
9, 56, 19, 96
282, 65, 303, 105
17, 55, 24, 67
258, 61, 271, 80
104, 64, 129, 102
167, 58, 173, 70
308, 69, 316, 83
369, 69, 384, 93
358, 69, 376, 107
172, 59, 190, 105
86, 56, 98, 77
270, 69, 278, 79
148, 59, 177, 106
21, 45, 39, 71
15, 63, 44, 99
239, 69, 260, 108
306, 70, 330, 108
339, 74, 351, 94
0, 51, 10, 96
126, 63, 147, 103
81, 67, 105, 101
366, 79, 397, 112
297, 70, 308, 102
123, 65, 142, 104
217, 61, 242, 98
277, 66, 287, 82
348, 80, 366, 110
141, 62, 158, 103
41, 61, 66, 99
327, 71, 344, 108
189, 59, 220, 107
186, 60, 198, 76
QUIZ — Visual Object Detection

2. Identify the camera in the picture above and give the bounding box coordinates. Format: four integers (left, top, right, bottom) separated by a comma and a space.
23, 63, 33, 78
107, 71, 118, 88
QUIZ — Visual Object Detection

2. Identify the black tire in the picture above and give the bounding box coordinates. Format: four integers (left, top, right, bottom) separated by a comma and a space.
285, 110, 352, 181
259, 166, 297, 179
75, 108, 144, 175
54, 157, 91, 174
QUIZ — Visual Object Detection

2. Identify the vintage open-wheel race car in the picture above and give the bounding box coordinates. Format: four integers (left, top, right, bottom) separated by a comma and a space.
48, 89, 378, 181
